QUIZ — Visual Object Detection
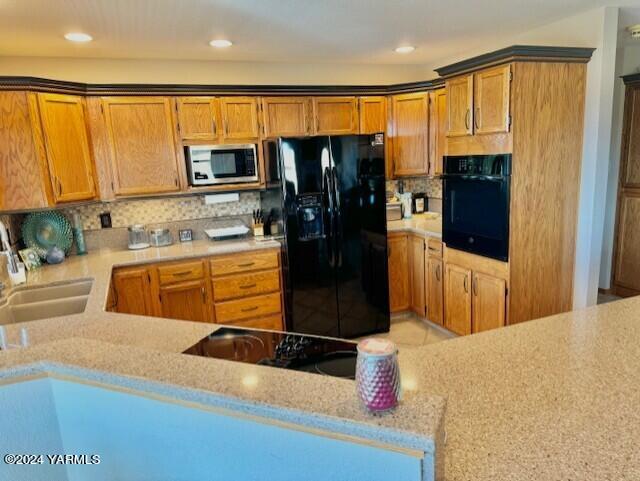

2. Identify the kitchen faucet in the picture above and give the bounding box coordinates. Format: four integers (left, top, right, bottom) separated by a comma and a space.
0, 219, 18, 275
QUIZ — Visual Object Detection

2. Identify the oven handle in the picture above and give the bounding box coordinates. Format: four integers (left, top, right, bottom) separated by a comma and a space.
441, 174, 506, 181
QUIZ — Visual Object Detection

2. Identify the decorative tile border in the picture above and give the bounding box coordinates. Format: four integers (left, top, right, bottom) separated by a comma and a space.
386, 177, 443, 199
61, 193, 261, 231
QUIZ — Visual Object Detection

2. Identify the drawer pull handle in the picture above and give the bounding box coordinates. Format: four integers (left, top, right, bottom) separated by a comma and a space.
239, 283, 257, 289
241, 306, 259, 312
237, 262, 255, 268
172, 270, 192, 276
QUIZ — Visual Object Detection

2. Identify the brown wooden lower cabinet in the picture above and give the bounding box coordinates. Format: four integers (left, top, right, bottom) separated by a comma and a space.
426, 257, 444, 326
159, 279, 209, 323
444, 263, 472, 336
472, 272, 506, 333
443, 248, 508, 336
409, 235, 426, 316
111, 266, 154, 316
388, 233, 410, 312
111, 248, 284, 331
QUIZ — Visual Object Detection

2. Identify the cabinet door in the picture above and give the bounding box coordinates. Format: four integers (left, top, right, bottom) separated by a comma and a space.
426, 257, 444, 326
429, 89, 447, 176
176, 97, 219, 141
219, 97, 260, 140
112, 267, 154, 316
474, 65, 511, 134
312, 97, 358, 135
444, 263, 471, 335
446, 75, 473, 137
622, 87, 640, 187
388, 233, 410, 312
409, 235, 426, 316
0, 91, 53, 211
358, 96, 387, 134
261, 97, 310, 137
102, 97, 181, 196
37, 93, 96, 203
614, 193, 640, 292
472, 272, 506, 333
391, 93, 429, 176
159, 279, 210, 323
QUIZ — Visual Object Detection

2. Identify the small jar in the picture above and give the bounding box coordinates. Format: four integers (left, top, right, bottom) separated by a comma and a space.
356, 338, 401, 413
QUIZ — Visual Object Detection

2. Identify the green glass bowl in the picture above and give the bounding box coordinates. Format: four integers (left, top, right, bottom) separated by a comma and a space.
21, 211, 73, 259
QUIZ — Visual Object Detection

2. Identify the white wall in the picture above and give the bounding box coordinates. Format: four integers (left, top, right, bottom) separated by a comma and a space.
0, 56, 427, 85
599, 42, 640, 289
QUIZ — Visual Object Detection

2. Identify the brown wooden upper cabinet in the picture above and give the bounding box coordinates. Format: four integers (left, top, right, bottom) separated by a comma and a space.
613, 83, 640, 296
429, 88, 447, 175
219, 97, 260, 140
446, 65, 511, 137
474, 65, 511, 134
261, 97, 310, 137
391, 93, 429, 177
176, 97, 220, 141
102, 97, 181, 197
37, 93, 97, 203
312, 97, 358, 135
0, 92, 53, 211
446, 75, 474, 137
358, 96, 387, 134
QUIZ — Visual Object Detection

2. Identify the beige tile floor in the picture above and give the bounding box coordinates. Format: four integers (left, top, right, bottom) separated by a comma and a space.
597, 292, 622, 304
357, 313, 456, 348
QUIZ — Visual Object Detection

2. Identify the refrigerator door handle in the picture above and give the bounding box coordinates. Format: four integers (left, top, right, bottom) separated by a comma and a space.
323, 166, 335, 268
331, 166, 343, 268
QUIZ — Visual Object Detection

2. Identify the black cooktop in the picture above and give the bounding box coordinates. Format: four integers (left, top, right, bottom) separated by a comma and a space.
183, 327, 358, 379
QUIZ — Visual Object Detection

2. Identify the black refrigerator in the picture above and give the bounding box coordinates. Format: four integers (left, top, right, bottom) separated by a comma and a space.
262, 135, 390, 339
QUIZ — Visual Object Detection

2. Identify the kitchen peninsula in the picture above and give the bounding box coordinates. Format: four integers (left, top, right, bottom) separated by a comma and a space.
1, 237, 639, 480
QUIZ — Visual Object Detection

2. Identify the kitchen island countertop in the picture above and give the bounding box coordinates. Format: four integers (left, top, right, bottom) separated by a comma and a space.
2, 231, 640, 480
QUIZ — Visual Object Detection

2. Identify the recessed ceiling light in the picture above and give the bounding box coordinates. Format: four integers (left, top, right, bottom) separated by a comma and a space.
209, 39, 233, 48
394, 45, 415, 54
64, 32, 93, 43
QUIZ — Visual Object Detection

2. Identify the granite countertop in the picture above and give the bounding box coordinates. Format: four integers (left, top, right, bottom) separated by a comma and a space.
0, 236, 446, 476
2, 230, 639, 480
387, 213, 442, 238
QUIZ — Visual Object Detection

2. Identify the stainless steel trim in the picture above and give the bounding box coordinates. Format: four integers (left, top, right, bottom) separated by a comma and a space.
186, 144, 259, 185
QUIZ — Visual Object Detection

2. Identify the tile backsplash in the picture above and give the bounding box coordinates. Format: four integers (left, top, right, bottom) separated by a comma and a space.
61, 193, 261, 231
386, 177, 443, 199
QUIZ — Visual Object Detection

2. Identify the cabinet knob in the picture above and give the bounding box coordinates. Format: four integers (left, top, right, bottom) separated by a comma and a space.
463, 274, 468, 293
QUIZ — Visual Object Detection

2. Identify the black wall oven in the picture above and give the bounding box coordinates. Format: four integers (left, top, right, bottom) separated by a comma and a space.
443, 154, 511, 261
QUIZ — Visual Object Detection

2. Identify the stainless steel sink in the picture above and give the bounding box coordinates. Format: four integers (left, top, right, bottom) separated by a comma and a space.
0, 280, 92, 325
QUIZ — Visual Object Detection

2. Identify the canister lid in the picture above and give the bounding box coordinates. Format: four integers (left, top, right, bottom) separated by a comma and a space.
357, 338, 397, 357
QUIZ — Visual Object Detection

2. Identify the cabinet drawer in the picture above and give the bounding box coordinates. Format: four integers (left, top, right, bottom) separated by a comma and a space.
225, 314, 284, 331
213, 269, 280, 301
211, 250, 279, 277
215, 292, 282, 323
427, 238, 443, 258
157, 260, 205, 285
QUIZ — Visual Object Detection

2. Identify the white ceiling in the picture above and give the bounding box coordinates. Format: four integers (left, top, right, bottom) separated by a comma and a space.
0, 0, 620, 65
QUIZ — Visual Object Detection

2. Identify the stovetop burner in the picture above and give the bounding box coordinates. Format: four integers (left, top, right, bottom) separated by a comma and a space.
183, 327, 358, 379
